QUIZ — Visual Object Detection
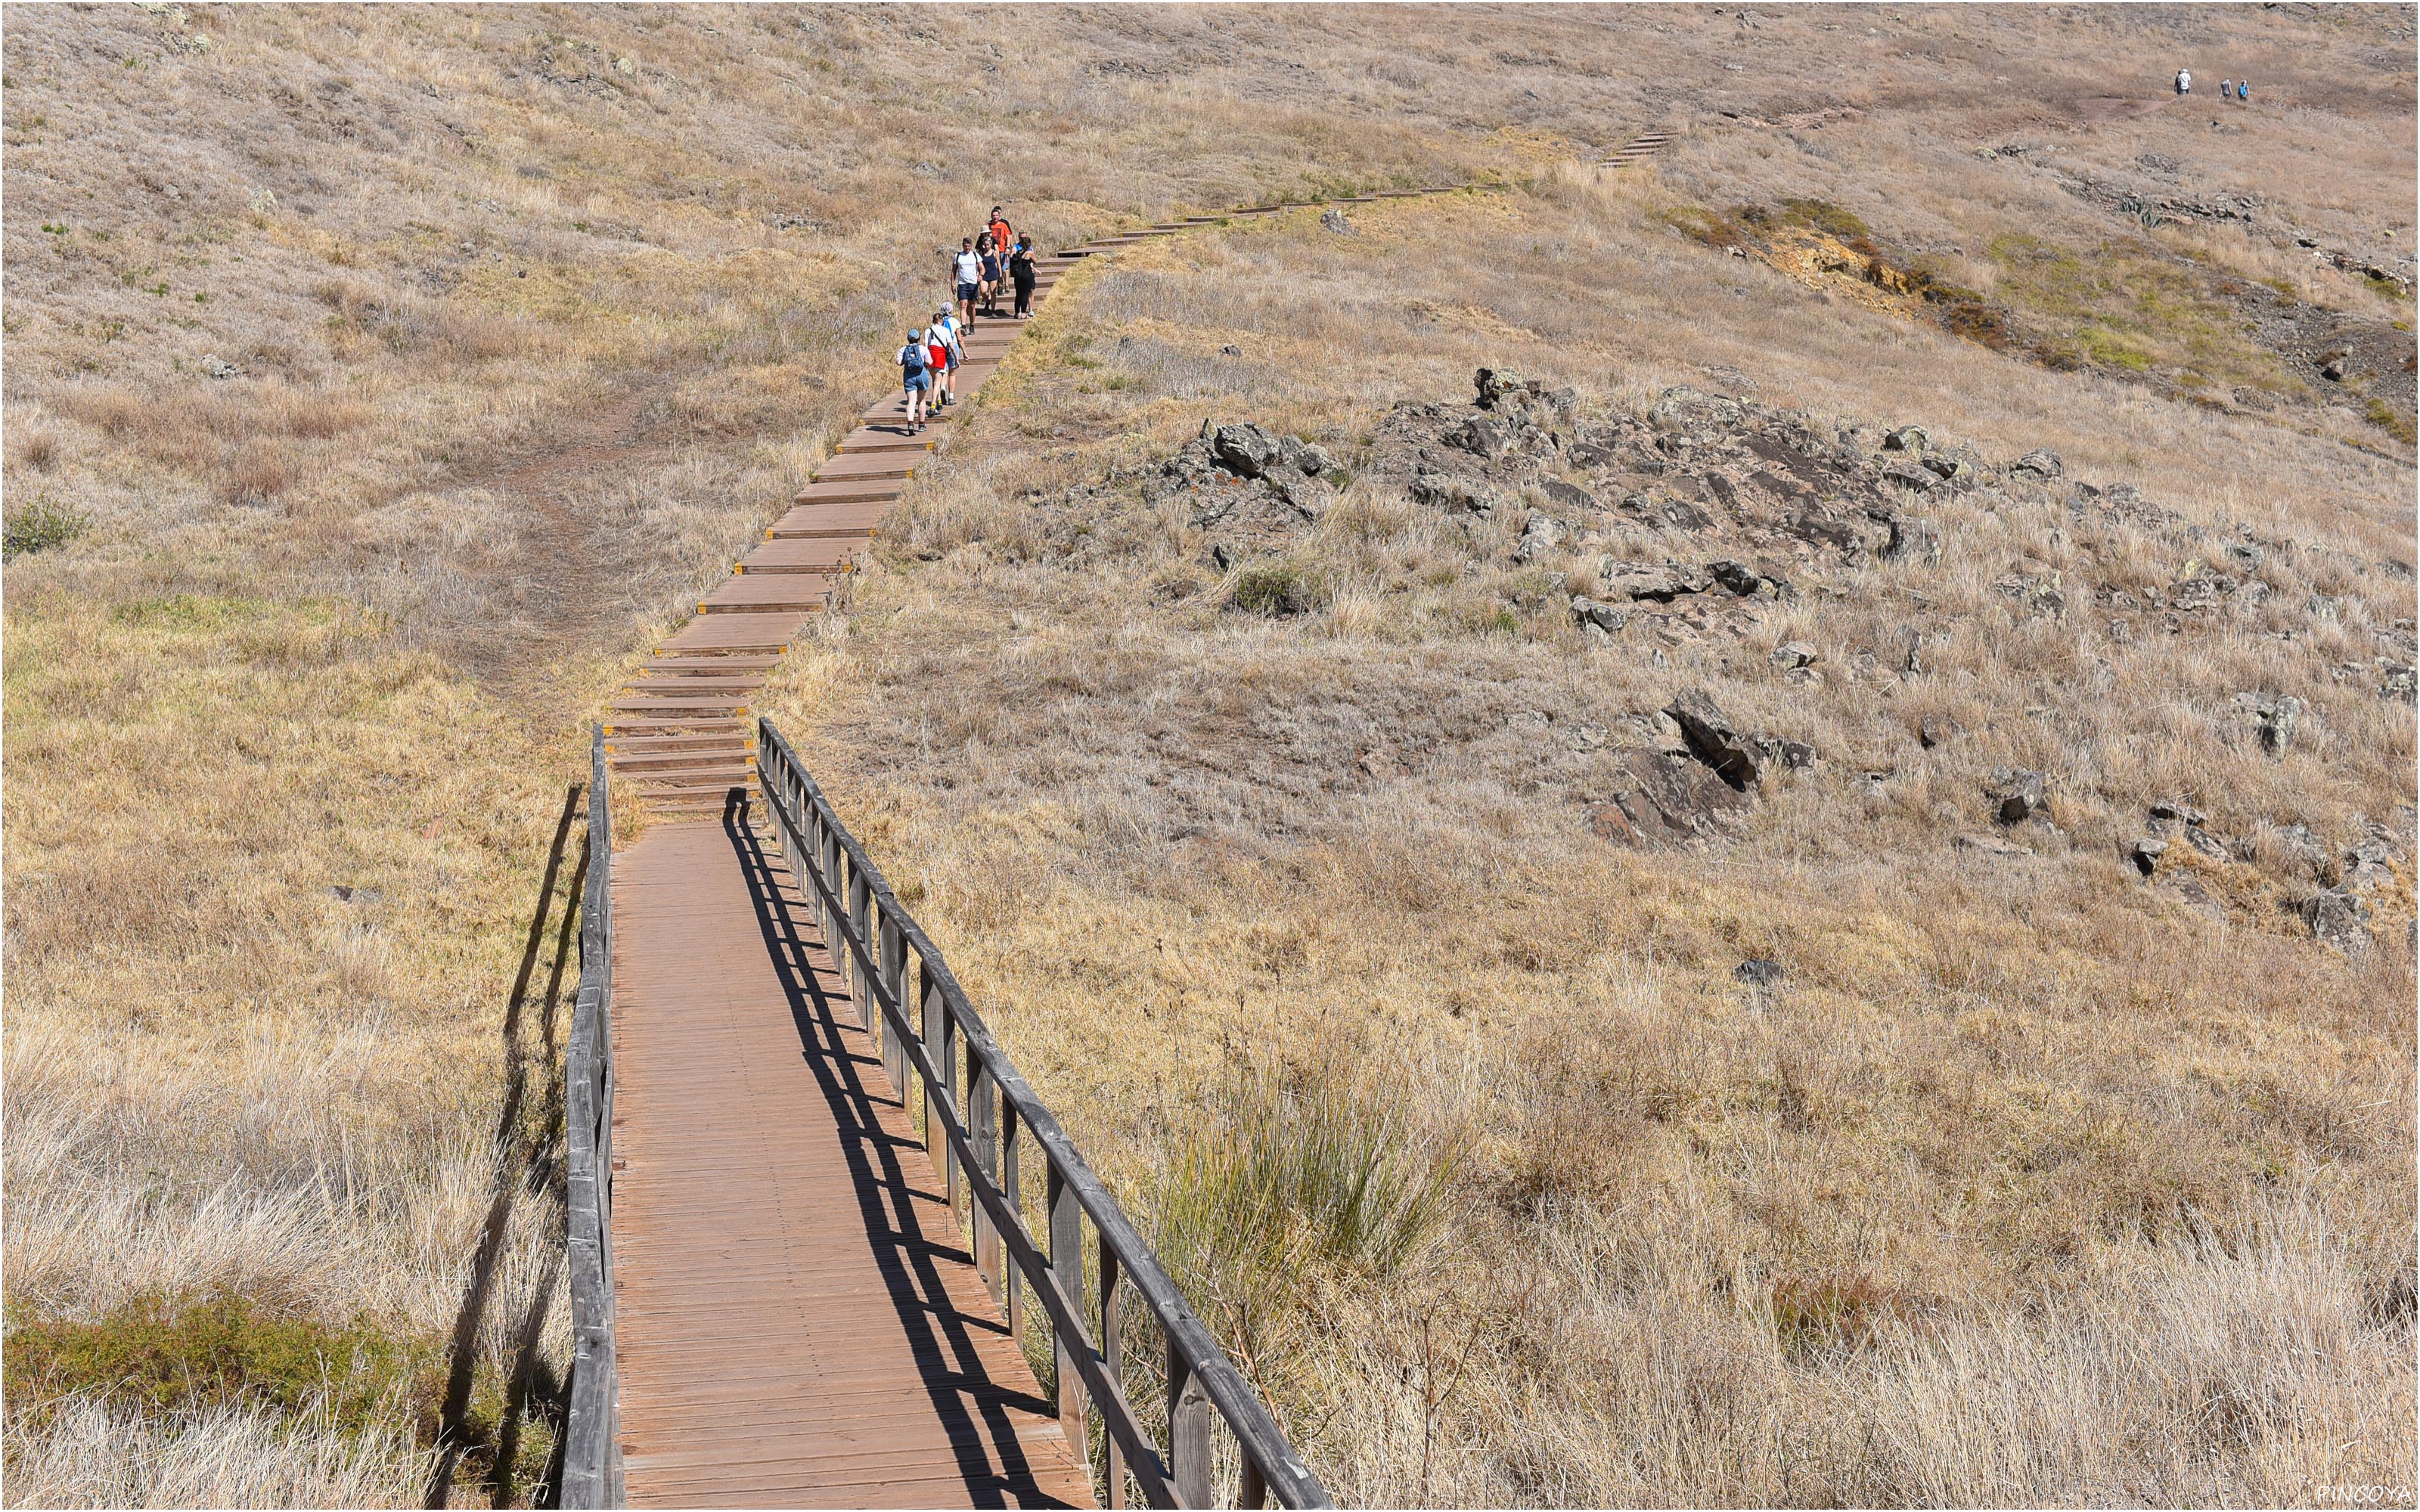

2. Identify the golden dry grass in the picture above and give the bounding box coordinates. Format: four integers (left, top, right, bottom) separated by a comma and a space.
755, 146, 2415, 1504
3, 2, 2413, 1504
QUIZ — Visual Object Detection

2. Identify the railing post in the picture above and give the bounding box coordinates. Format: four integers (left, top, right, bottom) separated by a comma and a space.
922, 968, 956, 1200
880, 920, 908, 1092
1100, 1235, 1125, 1508
847, 868, 873, 1033
1169, 1341, 1212, 1507
1049, 1160, 1087, 1456
821, 823, 844, 973
971, 1064, 1001, 1299
1001, 1103, 1022, 1340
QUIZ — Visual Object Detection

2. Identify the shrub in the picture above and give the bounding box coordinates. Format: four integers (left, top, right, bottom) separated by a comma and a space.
1768, 1269, 1914, 1359
1156, 1064, 1457, 1296
1778, 196, 1872, 241
3, 1294, 440, 1440
1229, 561, 1329, 617
2, 493, 89, 560
222, 443, 296, 505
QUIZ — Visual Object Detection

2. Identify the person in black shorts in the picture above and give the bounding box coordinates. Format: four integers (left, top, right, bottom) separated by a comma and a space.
1010, 237, 1038, 319
977, 234, 1004, 317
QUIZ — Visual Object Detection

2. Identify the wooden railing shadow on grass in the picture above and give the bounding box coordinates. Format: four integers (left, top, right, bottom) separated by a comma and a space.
429, 782, 584, 1509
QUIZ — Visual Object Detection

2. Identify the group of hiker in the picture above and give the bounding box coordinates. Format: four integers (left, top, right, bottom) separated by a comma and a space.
2173, 67, 2253, 102
895, 206, 1040, 432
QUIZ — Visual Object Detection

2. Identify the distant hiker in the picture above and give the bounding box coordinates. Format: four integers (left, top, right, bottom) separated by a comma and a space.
898, 327, 932, 432
988, 206, 1013, 265
1009, 237, 1038, 319
952, 237, 982, 327
932, 305, 965, 408
2237, 79, 2250, 101
926, 313, 955, 411
2220, 78, 2232, 100
978, 233, 1004, 317
2175, 67, 2191, 95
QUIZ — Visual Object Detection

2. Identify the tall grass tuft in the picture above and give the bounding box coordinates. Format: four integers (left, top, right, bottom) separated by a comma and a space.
1162, 1061, 1457, 1282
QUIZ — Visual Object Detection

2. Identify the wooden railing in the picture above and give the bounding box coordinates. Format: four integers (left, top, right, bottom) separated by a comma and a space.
755, 717, 1332, 1510
561, 726, 622, 1508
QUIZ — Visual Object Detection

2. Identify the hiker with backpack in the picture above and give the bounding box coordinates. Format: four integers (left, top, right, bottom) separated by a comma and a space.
1009, 237, 1038, 319
897, 326, 932, 432
2175, 67, 2191, 96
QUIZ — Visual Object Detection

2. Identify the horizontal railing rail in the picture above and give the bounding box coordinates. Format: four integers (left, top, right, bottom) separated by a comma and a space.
755, 717, 1329, 1510
562, 725, 622, 1509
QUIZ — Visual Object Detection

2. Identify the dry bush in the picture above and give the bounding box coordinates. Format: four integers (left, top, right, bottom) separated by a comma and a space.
219, 443, 296, 507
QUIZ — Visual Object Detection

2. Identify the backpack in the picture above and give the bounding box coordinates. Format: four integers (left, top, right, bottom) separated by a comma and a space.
901, 336, 929, 376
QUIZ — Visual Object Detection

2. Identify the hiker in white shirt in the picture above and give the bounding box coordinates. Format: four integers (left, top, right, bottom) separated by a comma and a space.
931, 306, 965, 409
951, 237, 982, 330
2175, 67, 2191, 96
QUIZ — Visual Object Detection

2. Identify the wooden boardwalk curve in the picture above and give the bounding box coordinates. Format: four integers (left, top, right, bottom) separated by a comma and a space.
583, 158, 1675, 1503
610, 808, 1095, 1507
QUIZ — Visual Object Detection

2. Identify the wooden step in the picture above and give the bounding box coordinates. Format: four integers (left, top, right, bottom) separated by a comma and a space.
625, 674, 765, 694
793, 479, 904, 507
835, 428, 935, 455
605, 730, 745, 754
603, 714, 749, 736
613, 694, 753, 716
814, 451, 917, 482
631, 767, 755, 792
698, 575, 833, 615
656, 612, 809, 655
741, 538, 858, 572
610, 750, 757, 776
861, 395, 955, 426
641, 655, 780, 674
768, 501, 891, 538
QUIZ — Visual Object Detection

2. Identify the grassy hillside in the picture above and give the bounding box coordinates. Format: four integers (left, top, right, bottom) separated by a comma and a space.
3, 3, 2413, 1505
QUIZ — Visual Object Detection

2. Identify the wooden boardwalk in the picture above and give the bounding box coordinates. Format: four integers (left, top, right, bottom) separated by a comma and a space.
585, 175, 1665, 1501
609, 808, 1095, 1507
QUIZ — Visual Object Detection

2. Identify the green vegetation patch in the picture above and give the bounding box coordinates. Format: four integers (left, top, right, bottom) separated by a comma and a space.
2366, 397, 2417, 444
1769, 197, 1872, 243
1987, 232, 2294, 392
1658, 204, 1749, 253
4, 1294, 442, 1438
2, 494, 89, 562
1228, 560, 1329, 617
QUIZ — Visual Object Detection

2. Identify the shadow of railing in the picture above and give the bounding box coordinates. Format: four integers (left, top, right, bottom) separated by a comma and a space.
427, 782, 585, 1510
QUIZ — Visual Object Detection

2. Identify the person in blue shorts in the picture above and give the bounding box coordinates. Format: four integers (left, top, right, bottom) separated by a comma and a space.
897, 327, 932, 432
952, 237, 981, 330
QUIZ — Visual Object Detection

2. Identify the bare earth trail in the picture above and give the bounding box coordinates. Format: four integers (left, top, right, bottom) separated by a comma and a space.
598, 142, 1672, 1504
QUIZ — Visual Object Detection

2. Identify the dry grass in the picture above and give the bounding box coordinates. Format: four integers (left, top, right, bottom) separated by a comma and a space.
756, 151, 2415, 1504
3, 2, 2412, 1504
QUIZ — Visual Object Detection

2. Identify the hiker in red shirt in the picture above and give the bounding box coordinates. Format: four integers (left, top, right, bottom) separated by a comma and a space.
988, 207, 1013, 274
